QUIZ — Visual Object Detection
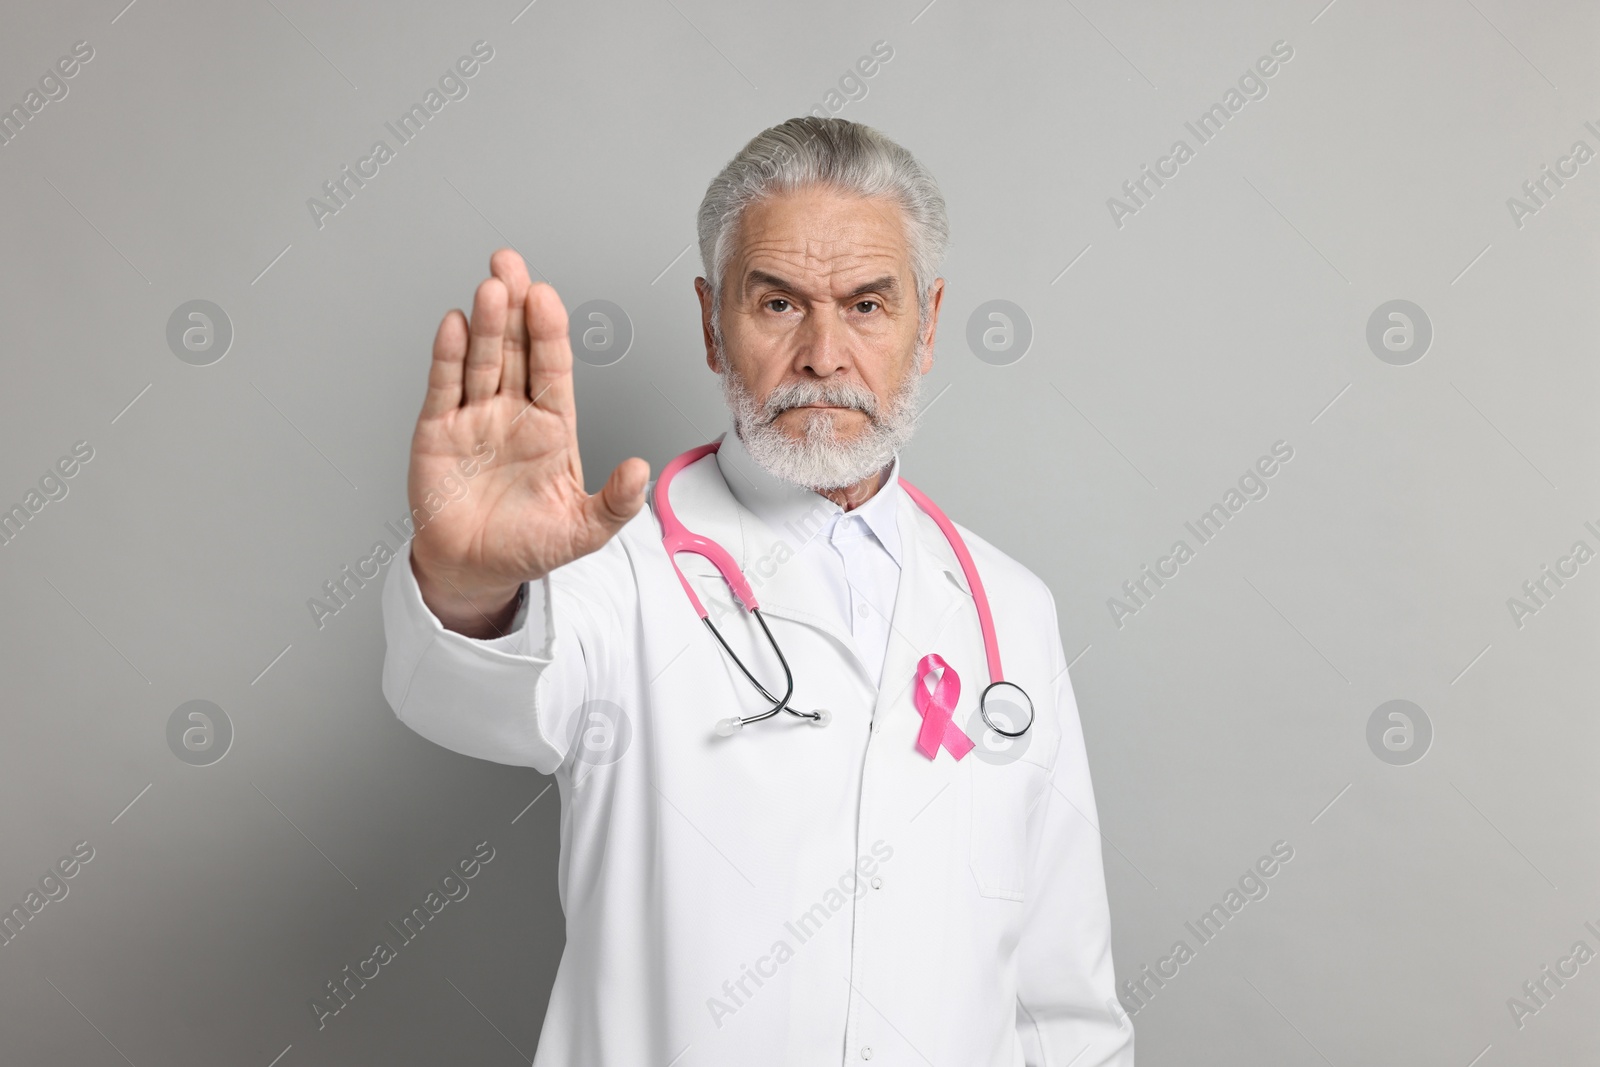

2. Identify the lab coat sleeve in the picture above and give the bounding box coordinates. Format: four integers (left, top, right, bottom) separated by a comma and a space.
379, 544, 619, 775
1014, 589, 1136, 1066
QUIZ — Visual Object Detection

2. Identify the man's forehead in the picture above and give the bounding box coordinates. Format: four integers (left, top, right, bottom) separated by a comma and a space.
740, 241, 902, 281
732, 194, 910, 291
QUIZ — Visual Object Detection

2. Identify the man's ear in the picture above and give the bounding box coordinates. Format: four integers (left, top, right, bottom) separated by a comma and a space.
695, 277, 719, 372
918, 277, 945, 374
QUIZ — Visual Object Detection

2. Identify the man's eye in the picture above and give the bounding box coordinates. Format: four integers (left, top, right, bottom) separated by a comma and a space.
765, 298, 791, 313
855, 300, 879, 314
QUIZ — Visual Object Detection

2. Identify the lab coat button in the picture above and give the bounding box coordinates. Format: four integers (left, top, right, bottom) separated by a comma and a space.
860, 1048, 873, 1060
870, 876, 882, 889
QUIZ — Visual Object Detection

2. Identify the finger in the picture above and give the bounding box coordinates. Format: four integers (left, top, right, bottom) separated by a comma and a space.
523, 282, 576, 420
489, 249, 533, 399
421, 308, 469, 419
579, 457, 651, 548
463, 276, 509, 403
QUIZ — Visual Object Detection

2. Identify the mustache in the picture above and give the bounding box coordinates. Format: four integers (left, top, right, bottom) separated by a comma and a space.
760, 378, 880, 422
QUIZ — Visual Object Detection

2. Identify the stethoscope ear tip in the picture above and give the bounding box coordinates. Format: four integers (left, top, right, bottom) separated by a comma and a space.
714, 717, 743, 737
811, 708, 832, 727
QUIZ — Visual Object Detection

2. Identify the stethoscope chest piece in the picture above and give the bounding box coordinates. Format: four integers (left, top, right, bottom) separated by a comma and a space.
979, 681, 1034, 738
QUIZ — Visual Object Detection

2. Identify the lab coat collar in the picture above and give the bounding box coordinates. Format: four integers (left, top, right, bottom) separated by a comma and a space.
713, 421, 905, 568
654, 426, 969, 698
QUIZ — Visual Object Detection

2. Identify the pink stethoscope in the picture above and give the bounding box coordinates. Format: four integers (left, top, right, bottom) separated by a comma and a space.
653, 440, 1034, 741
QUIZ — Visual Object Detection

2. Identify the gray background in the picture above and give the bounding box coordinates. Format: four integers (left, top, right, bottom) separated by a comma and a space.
1, 0, 1595, 1063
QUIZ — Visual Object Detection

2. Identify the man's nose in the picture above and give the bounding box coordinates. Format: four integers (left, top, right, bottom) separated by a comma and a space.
795, 306, 850, 377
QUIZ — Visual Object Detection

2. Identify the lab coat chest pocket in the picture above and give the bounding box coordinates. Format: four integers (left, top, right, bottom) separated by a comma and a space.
968, 756, 1048, 901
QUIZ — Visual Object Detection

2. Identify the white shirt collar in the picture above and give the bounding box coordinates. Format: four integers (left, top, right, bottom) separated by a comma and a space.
713, 421, 904, 567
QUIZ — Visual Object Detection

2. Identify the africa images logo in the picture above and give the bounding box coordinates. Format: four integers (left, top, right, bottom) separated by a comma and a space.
1107, 441, 1294, 628
306, 442, 494, 630
305, 41, 495, 231
1105, 40, 1295, 229
706, 840, 894, 1029
309, 841, 496, 1030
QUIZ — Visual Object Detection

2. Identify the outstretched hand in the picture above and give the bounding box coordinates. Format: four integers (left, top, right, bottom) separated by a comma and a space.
407, 249, 649, 637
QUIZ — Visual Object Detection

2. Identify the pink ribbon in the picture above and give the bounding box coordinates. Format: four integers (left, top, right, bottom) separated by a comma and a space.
913, 654, 974, 761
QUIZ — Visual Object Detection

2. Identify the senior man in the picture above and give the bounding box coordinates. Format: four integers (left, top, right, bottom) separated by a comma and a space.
381, 116, 1133, 1066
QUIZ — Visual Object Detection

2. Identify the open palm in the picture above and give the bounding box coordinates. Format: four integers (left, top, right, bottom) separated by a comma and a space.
407, 249, 649, 636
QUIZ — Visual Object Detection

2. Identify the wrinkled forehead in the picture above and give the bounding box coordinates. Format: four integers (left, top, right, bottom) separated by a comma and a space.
725, 189, 912, 299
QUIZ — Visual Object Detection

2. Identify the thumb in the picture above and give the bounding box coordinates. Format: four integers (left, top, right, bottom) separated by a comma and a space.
583, 457, 650, 542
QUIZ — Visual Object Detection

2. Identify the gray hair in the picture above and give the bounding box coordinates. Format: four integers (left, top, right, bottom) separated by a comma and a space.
696, 116, 949, 350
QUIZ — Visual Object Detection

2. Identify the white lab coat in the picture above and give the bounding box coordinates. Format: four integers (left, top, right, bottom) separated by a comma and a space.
380, 431, 1135, 1066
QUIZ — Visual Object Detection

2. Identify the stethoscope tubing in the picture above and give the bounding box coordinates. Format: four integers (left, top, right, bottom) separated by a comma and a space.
700, 610, 819, 725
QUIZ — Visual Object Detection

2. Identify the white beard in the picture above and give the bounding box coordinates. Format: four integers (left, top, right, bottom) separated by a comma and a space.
719, 348, 926, 491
